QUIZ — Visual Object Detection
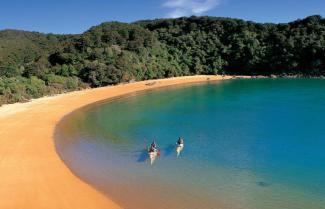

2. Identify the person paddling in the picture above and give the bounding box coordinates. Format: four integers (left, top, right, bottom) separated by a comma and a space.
177, 137, 184, 146
149, 140, 157, 153
176, 137, 184, 157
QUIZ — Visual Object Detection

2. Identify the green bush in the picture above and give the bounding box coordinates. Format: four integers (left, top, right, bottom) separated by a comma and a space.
25, 76, 47, 98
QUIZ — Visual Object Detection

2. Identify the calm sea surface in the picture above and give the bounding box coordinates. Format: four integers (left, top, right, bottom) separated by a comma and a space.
56, 79, 325, 209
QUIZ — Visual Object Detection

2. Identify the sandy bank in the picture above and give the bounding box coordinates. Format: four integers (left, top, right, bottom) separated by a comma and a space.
0, 75, 233, 209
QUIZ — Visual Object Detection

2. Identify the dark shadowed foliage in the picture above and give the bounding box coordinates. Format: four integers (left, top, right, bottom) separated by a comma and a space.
1, 16, 325, 105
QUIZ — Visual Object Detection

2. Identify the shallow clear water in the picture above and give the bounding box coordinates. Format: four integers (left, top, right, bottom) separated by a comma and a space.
56, 79, 325, 209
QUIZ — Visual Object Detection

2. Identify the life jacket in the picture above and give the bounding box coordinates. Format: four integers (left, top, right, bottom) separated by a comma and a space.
149, 145, 156, 153
151, 142, 156, 148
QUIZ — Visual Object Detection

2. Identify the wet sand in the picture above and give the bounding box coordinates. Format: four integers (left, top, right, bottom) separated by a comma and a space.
0, 75, 234, 209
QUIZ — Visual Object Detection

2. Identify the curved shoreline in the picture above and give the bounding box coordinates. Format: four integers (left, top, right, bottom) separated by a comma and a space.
0, 75, 234, 209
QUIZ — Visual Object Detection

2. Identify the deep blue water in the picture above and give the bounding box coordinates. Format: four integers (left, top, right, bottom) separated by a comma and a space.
56, 79, 325, 209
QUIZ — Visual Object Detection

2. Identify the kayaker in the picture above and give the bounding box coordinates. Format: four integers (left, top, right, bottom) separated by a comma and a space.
149, 140, 157, 153
177, 137, 184, 145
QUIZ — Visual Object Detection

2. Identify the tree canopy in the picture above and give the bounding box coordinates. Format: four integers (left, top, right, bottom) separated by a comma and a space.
1, 15, 325, 105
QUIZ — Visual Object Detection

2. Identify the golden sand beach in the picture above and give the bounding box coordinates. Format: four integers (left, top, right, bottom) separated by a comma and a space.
0, 75, 234, 209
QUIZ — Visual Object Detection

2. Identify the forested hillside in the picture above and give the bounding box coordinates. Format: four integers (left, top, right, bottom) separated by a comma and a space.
1, 15, 325, 105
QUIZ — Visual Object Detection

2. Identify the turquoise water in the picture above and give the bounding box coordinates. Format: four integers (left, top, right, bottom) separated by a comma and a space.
56, 79, 325, 209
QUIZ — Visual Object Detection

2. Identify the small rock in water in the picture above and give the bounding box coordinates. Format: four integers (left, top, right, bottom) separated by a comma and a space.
257, 181, 270, 187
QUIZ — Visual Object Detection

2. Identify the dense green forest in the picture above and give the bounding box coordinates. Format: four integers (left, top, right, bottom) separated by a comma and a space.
0, 15, 325, 105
